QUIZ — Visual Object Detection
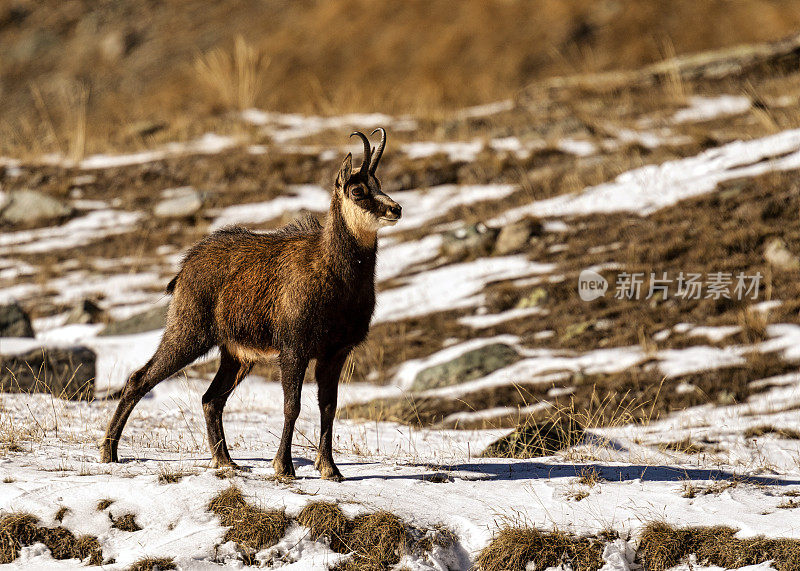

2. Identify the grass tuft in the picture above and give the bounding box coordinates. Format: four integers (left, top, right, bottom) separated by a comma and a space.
208, 485, 287, 562
744, 425, 800, 440
0, 512, 102, 564
481, 417, 584, 458
194, 36, 269, 111
297, 501, 351, 553
639, 522, 800, 571
475, 526, 603, 571
96, 498, 114, 511
110, 513, 142, 532
576, 467, 604, 487
659, 437, 706, 454
157, 465, 194, 484
297, 501, 448, 570
128, 557, 177, 571
336, 511, 407, 571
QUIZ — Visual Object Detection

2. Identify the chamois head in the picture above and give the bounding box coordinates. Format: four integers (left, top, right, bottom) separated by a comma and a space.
335, 128, 402, 242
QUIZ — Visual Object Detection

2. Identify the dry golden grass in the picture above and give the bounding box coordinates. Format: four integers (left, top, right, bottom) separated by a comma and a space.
297, 501, 351, 553
659, 437, 706, 455
337, 511, 407, 571
295, 501, 450, 571
744, 425, 800, 440
96, 498, 114, 511
127, 557, 177, 571
53, 506, 69, 523
208, 486, 288, 563
475, 526, 603, 571
3, 1, 800, 154
194, 36, 269, 112
157, 465, 195, 484
576, 467, 604, 487
639, 522, 800, 571
481, 417, 584, 459
0, 512, 102, 565
110, 513, 142, 532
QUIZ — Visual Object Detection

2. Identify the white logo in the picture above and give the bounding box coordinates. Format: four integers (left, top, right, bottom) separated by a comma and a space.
578, 269, 608, 301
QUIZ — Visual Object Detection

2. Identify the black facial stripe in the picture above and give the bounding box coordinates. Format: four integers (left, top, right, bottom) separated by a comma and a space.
360, 197, 388, 216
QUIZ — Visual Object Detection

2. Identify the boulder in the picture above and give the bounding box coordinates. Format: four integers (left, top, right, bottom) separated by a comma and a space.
0, 346, 95, 400
154, 187, 203, 218
440, 223, 498, 260
480, 418, 584, 458
764, 237, 800, 271
99, 305, 168, 336
64, 299, 106, 325
0, 190, 72, 225
0, 302, 35, 337
494, 218, 542, 255
411, 343, 520, 391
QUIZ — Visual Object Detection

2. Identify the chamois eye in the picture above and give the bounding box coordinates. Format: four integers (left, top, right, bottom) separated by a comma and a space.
350, 186, 366, 199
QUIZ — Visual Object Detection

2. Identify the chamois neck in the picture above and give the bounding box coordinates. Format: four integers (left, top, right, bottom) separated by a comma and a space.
322, 193, 377, 279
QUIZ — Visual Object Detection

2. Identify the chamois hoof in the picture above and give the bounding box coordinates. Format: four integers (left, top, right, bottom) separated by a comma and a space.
315, 457, 344, 481
211, 458, 240, 470
320, 469, 344, 482
272, 458, 296, 479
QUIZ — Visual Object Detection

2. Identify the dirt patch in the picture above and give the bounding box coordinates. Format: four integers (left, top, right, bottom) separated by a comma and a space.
342, 352, 795, 430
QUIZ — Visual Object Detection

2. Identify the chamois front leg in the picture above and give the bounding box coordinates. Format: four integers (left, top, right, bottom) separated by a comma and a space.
273, 350, 309, 478
315, 351, 348, 481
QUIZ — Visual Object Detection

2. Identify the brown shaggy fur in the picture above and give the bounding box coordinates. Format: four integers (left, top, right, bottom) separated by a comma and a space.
100, 130, 400, 480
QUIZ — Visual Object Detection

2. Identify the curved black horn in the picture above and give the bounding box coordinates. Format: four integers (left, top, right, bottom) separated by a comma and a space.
349, 131, 372, 173
370, 127, 386, 174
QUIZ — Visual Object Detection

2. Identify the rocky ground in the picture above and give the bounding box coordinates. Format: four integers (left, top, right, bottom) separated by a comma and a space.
1, 38, 800, 570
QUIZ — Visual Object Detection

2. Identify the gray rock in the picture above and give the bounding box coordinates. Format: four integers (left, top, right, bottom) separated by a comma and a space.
99, 305, 168, 336
154, 187, 203, 218
411, 343, 520, 391
0, 190, 72, 225
494, 218, 542, 255
0, 346, 95, 400
65, 299, 106, 325
0, 302, 34, 337
764, 238, 800, 271
441, 223, 498, 260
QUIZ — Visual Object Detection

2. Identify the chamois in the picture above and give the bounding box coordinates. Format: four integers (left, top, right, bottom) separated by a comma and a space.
100, 129, 401, 481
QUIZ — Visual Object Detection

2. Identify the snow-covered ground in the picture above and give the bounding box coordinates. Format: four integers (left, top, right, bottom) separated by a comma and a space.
0, 359, 798, 569
2, 92, 800, 570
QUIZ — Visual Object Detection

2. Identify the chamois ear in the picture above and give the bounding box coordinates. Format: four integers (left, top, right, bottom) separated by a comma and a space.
336, 153, 353, 188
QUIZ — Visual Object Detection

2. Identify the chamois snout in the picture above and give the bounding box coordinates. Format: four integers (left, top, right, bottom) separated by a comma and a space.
384, 201, 402, 221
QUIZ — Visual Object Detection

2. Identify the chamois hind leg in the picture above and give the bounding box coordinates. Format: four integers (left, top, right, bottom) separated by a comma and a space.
273, 349, 309, 479
100, 325, 210, 463
203, 349, 252, 469
314, 350, 348, 481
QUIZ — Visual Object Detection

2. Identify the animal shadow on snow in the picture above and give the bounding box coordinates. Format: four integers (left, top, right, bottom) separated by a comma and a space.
346, 461, 800, 487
